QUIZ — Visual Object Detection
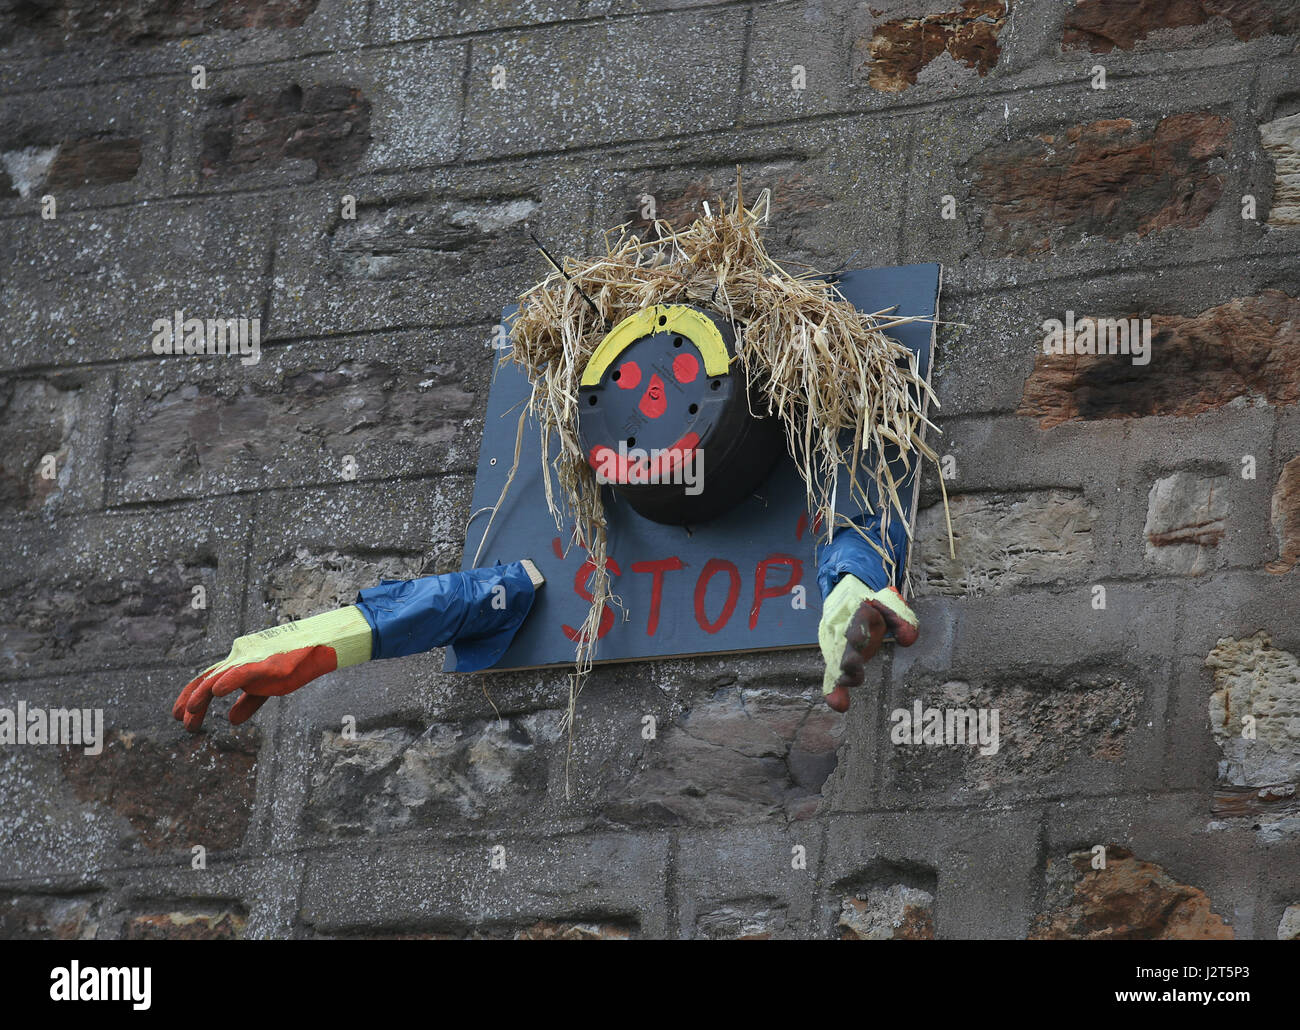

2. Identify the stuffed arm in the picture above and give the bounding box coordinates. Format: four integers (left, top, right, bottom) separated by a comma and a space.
173, 560, 543, 732
815, 512, 918, 712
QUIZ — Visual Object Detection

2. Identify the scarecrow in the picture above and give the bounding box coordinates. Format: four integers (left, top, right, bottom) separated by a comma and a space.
173, 183, 944, 732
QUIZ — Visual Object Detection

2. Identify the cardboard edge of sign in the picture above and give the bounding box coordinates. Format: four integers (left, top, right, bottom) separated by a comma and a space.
449, 263, 943, 673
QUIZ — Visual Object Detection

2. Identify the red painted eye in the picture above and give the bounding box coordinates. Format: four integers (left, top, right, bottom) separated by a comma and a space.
614, 361, 641, 390
638, 374, 667, 419
672, 352, 699, 383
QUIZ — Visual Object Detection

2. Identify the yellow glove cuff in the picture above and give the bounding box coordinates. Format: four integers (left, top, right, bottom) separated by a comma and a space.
818, 575, 870, 696
219, 604, 374, 674
816, 576, 918, 696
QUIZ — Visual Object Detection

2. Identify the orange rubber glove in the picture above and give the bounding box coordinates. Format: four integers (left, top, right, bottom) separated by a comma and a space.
172, 606, 372, 732
821, 578, 919, 712
173, 560, 546, 732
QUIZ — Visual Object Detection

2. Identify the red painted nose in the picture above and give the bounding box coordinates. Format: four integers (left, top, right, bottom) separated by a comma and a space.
639, 373, 667, 419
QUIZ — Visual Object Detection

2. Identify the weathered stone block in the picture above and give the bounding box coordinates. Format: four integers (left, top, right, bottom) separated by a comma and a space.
123, 908, 247, 939
109, 330, 487, 504
1, 137, 141, 197
674, 823, 822, 937
268, 164, 587, 337
246, 476, 472, 620
298, 832, 670, 936
839, 883, 935, 939
60, 728, 259, 853
1063, 0, 1300, 53
1044, 795, 1266, 932
47, 136, 142, 189
509, 919, 632, 940
0, 893, 101, 939
903, 67, 1257, 280
333, 195, 539, 282
1018, 291, 1300, 426
854, 0, 1008, 92
164, 41, 462, 192
602, 686, 840, 826
201, 83, 370, 180
1116, 405, 1276, 574
3, 565, 207, 675
2, 547, 213, 675
1206, 631, 1300, 786
887, 666, 1146, 793
971, 112, 1231, 255
1, 494, 250, 681
1166, 570, 1299, 662
0, 72, 179, 217
1030, 845, 1233, 939
0, 0, 320, 49
695, 898, 787, 940
0, 377, 82, 512
1144, 470, 1229, 575
742, 2, 852, 121
823, 809, 1042, 938
1268, 454, 1300, 573
914, 489, 1097, 597
462, 11, 746, 159
2, 196, 275, 371
305, 712, 562, 835
0, 0, 369, 95
0, 662, 266, 879
1261, 111, 1300, 226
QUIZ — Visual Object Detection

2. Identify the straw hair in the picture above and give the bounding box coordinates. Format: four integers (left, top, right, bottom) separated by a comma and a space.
501, 174, 949, 781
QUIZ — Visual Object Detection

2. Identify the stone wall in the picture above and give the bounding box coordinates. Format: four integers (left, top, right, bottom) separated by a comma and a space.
1, 0, 1297, 939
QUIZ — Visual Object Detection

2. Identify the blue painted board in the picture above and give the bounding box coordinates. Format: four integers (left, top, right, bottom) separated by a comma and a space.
448, 263, 941, 671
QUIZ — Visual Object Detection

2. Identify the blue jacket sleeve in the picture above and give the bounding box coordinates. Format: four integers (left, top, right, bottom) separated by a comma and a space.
815, 509, 910, 600
353, 562, 537, 672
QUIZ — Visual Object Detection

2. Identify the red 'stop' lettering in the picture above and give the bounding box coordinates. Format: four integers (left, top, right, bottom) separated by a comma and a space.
630, 557, 684, 636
